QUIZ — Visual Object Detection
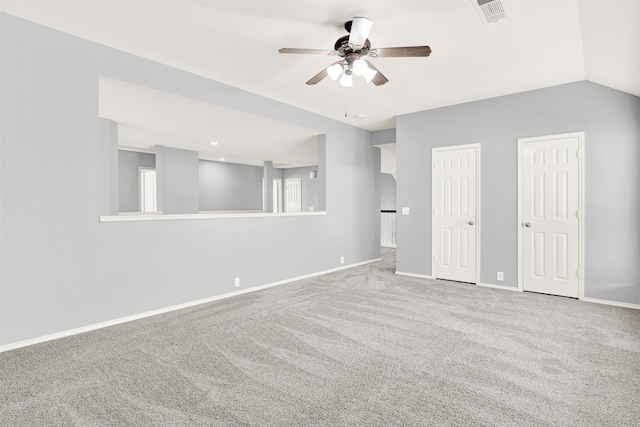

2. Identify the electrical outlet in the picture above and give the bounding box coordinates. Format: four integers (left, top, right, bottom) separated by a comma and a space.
234, 278, 240, 287
497, 272, 504, 281
340, 256, 344, 264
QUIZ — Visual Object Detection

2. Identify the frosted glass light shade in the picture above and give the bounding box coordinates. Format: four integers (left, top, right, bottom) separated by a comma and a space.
339, 73, 353, 87
352, 59, 367, 76
327, 63, 343, 81
363, 66, 377, 83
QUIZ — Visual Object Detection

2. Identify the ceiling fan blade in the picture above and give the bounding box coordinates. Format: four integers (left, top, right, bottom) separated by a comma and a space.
279, 48, 338, 55
369, 46, 432, 58
348, 17, 373, 48
364, 61, 389, 86
305, 68, 329, 85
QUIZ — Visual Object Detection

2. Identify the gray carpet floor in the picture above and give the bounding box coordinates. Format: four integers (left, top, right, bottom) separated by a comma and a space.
1, 248, 639, 426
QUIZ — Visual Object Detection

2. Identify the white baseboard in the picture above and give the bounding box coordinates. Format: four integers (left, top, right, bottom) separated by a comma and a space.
381, 244, 396, 248
395, 271, 434, 280
580, 297, 640, 310
0, 257, 381, 354
477, 282, 521, 292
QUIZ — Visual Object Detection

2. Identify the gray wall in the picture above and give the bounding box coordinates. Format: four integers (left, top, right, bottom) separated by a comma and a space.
263, 161, 275, 212
0, 13, 380, 346
380, 173, 396, 211
282, 166, 319, 211
99, 118, 119, 215
396, 81, 640, 305
372, 128, 396, 145
156, 146, 199, 214
199, 159, 263, 211
118, 150, 156, 212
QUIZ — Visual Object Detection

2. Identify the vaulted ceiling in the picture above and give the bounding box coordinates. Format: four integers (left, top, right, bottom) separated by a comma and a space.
2, 0, 638, 133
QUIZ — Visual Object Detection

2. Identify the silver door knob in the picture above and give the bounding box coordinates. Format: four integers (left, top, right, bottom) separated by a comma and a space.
524, 222, 531, 227
468, 220, 474, 225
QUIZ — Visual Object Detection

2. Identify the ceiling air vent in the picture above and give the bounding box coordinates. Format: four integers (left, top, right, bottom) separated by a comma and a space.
473, 0, 508, 24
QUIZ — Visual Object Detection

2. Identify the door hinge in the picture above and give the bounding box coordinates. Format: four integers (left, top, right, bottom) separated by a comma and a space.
433, 208, 437, 215
576, 210, 580, 218
433, 161, 437, 169
433, 255, 437, 262
576, 270, 580, 278
576, 150, 581, 159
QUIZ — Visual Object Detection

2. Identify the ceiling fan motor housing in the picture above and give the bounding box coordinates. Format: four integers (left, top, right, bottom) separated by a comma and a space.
334, 35, 371, 55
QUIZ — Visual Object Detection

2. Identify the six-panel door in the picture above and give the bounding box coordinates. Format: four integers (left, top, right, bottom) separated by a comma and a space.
522, 136, 580, 298
434, 147, 477, 283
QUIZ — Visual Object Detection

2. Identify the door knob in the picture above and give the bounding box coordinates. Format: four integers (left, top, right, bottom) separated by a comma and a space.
468, 220, 474, 225
524, 222, 531, 227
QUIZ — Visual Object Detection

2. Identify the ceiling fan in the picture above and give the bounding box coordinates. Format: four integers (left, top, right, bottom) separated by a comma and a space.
279, 17, 431, 87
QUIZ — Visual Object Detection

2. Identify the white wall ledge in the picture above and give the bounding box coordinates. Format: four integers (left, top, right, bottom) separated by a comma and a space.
100, 211, 327, 222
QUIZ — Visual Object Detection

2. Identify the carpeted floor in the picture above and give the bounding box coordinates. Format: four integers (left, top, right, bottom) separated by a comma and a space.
1, 248, 639, 426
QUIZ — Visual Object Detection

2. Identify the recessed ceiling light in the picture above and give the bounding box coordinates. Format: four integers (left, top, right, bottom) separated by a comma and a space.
210, 141, 219, 145
219, 157, 226, 161
353, 114, 365, 119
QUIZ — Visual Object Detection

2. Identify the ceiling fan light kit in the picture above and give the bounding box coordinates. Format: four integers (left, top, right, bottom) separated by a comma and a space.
351, 59, 368, 76
339, 73, 353, 88
279, 17, 431, 87
362, 66, 378, 84
327, 63, 343, 80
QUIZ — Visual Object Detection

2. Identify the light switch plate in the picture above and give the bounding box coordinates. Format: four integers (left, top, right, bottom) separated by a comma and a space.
402, 207, 410, 215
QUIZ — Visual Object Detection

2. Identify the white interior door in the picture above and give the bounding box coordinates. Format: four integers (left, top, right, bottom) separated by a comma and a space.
139, 167, 157, 212
520, 134, 582, 298
285, 178, 301, 212
433, 145, 478, 283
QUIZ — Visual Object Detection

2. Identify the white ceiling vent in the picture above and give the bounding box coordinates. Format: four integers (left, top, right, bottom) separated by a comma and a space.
473, 0, 508, 24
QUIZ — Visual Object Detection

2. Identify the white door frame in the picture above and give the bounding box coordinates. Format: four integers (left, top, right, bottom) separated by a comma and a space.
517, 131, 585, 298
431, 143, 481, 284
273, 178, 283, 213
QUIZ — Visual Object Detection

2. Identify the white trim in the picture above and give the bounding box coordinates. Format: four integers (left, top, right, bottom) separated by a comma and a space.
517, 132, 585, 298
395, 271, 434, 280
118, 145, 155, 154
118, 211, 164, 216
431, 143, 481, 283
100, 211, 327, 222
477, 282, 521, 292
0, 257, 381, 354
581, 297, 640, 310
273, 178, 283, 213
381, 244, 397, 248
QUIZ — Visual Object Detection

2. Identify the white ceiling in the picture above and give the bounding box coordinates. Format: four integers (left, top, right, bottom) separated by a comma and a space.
100, 77, 319, 167
2, 0, 639, 164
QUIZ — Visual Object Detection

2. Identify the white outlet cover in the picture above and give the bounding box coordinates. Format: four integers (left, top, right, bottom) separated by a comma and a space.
402, 207, 410, 215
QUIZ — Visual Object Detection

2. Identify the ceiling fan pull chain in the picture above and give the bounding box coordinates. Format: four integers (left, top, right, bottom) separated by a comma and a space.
344, 88, 348, 118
